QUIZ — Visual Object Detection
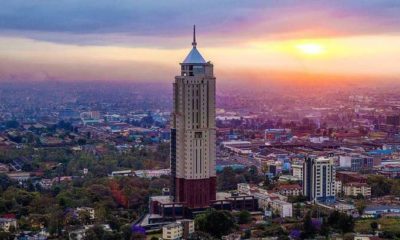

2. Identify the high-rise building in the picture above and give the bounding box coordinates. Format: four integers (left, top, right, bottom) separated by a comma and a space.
171, 26, 216, 208
303, 156, 336, 203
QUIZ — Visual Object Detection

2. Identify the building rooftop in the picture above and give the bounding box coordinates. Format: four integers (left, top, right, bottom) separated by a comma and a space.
183, 47, 206, 64
182, 25, 206, 64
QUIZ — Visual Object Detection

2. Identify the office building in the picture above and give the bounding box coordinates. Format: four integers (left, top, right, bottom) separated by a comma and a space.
171, 26, 217, 208
303, 156, 336, 203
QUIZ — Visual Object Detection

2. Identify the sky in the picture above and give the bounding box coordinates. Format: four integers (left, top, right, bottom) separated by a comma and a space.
0, 0, 400, 84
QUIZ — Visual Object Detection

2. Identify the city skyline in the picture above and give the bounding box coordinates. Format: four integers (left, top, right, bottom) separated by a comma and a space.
1, 1, 400, 84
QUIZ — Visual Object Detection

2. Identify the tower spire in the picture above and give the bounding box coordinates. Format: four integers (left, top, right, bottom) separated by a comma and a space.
192, 25, 197, 48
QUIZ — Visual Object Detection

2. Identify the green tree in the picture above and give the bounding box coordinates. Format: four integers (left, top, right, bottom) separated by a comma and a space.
370, 221, 378, 234
320, 218, 331, 239
120, 224, 132, 240
368, 175, 392, 197
0, 174, 13, 192
195, 209, 236, 238
217, 167, 237, 191
302, 212, 316, 239
355, 200, 366, 215
237, 210, 252, 224
84, 224, 119, 240
294, 203, 302, 218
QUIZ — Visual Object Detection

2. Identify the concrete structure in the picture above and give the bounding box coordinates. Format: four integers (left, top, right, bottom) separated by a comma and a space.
221, 140, 252, 155
270, 200, 293, 218
292, 164, 303, 180
303, 156, 336, 203
171, 26, 216, 208
162, 222, 183, 240
0, 218, 17, 232
339, 154, 373, 172
162, 220, 194, 240
343, 182, 371, 198
180, 219, 195, 239
364, 205, 400, 216
354, 235, 382, 240
276, 184, 302, 196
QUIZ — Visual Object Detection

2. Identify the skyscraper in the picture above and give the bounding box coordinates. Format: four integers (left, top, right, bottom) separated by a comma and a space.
303, 156, 336, 203
171, 26, 216, 209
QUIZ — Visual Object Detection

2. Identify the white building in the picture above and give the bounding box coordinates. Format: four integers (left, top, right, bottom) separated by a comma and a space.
162, 220, 195, 240
343, 183, 371, 198
270, 200, 293, 218
292, 164, 303, 180
163, 222, 183, 240
303, 156, 336, 203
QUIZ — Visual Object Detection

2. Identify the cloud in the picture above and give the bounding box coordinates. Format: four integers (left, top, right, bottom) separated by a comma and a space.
0, 1, 399, 46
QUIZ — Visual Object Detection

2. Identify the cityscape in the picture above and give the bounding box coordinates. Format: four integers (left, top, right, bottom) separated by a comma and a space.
1, 1, 400, 240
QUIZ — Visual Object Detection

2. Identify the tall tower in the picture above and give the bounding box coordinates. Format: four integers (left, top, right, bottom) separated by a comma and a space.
171, 25, 216, 208
303, 156, 336, 203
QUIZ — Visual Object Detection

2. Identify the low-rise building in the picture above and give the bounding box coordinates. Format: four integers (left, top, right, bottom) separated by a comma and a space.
6, 172, 31, 181
276, 184, 302, 196
0, 217, 17, 232
162, 220, 194, 240
163, 222, 183, 240
270, 200, 293, 218
292, 164, 303, 180
343, 182, 371, 198
364, 205, 400, 216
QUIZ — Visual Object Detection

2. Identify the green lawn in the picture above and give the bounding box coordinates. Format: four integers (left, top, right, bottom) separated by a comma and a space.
355, 217, 400, 234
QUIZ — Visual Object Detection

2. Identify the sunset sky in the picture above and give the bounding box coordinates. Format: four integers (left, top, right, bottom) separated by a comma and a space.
1, 1, 400, 84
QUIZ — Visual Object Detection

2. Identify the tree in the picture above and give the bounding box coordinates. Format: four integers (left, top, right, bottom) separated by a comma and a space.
195, 209, 236, 238
355, 200, 366, 215
0, 232, 13, 240
0, 174, 13, 191
188, 231, 215, 240
120, 224, 132, 240
84, 224, 118, 240
370, 221, 378, 234
320, 218, 331, 239
328, 211, 354, 234
237, 210, 252, 224
368, 175, 392, 197
302, 212, 316, 239
294, 203, 302, 218
217, 167, 237, 191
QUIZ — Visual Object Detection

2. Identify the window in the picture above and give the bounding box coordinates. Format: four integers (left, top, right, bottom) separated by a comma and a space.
195, 132, 202, 138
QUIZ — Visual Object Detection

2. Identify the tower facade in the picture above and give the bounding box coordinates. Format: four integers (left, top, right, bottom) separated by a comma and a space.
303, 156, 336, 203
171, 26, 216, 208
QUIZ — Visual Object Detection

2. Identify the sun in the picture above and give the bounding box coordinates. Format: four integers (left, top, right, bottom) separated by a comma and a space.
296, 43, 326, 55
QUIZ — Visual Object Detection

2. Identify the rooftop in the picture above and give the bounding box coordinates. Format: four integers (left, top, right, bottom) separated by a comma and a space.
182, 25, 206, 64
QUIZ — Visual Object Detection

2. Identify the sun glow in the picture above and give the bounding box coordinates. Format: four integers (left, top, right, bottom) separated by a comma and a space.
296, 43, 326, 55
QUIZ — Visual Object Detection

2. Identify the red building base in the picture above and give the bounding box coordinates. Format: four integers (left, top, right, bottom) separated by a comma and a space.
175, 177, 216, 208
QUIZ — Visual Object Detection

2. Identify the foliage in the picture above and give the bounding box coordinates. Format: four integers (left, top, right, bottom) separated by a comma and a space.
195, 209, 236, 238
301, 212, 316, 239
367, 175, 395, 197
217, 167, 238, 191
355, 199, 366, 215
327, 211, 354, 234
84, 225, 119, 240
236, 210, 252, 224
